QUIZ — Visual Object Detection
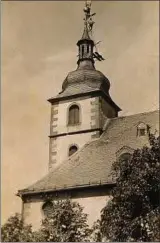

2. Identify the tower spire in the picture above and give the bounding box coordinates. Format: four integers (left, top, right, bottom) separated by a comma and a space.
77, 1, 105, 68
77, 0, 96, 67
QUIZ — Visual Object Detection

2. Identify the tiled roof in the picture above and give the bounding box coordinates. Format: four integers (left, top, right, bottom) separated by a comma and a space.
52, 68, 110, 99
18, 110, 159, 196
48, 67, 121, 110
57, 83, 100, 98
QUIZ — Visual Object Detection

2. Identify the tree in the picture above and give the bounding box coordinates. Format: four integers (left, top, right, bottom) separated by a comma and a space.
34, 199, 92, 242
100, 134, 160, 242
1, 213, 34, 242
90, 219, 103, 242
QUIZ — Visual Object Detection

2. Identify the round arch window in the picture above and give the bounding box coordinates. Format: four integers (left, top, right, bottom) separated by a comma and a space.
42, 201, 53, 218
68, 105, 80, 125
69, 145, 78, 157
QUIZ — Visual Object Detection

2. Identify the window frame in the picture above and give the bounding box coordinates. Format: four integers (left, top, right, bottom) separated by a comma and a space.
137, 122, 149, 137
116, 146, 134, 159
68, 144, 78, 157
42, 201, 53, 218
67, 103, 81, 126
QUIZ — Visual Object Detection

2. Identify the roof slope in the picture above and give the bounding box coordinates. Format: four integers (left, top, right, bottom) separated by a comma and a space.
57, 82, 100, 98
48, 68, 112, 104
18, 110, 159, 195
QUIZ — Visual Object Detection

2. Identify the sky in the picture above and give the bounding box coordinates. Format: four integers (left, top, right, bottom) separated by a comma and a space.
1, 1, 159, 224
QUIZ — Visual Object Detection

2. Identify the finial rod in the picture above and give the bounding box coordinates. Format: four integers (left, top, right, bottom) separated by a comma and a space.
83, 0, 95, 33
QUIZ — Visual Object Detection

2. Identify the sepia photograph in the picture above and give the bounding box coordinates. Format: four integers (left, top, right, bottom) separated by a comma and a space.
1, 0, 159, 241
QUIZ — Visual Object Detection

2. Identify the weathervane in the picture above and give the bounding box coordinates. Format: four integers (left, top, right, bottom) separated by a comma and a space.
85, 0, 105, 61
83, 0, 96, 33
80, 0, 105, 62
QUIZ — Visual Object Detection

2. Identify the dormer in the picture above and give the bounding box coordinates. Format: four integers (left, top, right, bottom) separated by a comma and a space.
137, 122, 150, 137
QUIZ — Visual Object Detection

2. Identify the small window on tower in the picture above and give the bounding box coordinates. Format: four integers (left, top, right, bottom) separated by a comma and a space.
69, 145, 78, 157
68, 104, 80, 125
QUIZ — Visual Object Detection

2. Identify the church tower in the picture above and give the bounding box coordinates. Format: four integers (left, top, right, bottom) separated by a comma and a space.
48, 1, 121, 170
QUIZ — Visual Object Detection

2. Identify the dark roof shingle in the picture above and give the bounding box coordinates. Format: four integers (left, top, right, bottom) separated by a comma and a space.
18, 110, 159, 196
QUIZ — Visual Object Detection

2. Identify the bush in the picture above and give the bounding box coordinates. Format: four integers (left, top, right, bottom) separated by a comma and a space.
1, 213, 34, 242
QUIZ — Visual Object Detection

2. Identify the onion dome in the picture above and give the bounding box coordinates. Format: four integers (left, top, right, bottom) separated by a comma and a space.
58, 1, 110, 97
62, 67, 110, 95
48, 1, 121, 112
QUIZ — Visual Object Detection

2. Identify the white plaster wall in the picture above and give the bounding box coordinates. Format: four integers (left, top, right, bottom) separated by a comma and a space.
23, 201, 43, 230
23, 196, 110, 230
52, 97, 98, 134
50, 132, 94, 167
73, 196, 110, 226
49, 96, 101, 169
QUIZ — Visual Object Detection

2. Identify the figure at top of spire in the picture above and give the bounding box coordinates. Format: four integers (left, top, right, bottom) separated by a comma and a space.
84, 0, 91, 17
83, 0, 96, 33
76, 0, 105, 65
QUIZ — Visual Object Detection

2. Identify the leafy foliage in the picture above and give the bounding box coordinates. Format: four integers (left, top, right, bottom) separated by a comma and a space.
1, 213, 34, 242
100, 134, 160, 242
90, 219, 102, 242
34, 199, 91, 242
1, 200, 92, 242
2, 135, 159, 242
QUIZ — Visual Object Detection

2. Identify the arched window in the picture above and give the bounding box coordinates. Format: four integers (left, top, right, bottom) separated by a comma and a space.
42, 201, 53, 218
68, 105, 80, 125
69, 145, 78, 157
119, 153, 132, 163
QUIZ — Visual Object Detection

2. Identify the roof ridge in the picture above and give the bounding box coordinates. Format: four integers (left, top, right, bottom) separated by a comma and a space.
111, 109, 159, 121
17, 109, 159, 196
102, 118, 112, 132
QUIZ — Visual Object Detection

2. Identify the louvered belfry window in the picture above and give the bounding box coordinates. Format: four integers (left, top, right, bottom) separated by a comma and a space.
69, 145, 78, 157
68, 105, 80, 125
